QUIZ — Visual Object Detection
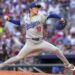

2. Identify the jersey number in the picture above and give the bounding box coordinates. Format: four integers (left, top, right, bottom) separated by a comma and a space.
36, 26, 42, 32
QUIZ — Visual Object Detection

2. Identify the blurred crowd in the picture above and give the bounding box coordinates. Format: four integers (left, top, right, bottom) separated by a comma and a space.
0, 0, 75, 73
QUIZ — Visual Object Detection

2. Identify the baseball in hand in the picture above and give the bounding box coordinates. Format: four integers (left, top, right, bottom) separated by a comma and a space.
4, 15, 9, 20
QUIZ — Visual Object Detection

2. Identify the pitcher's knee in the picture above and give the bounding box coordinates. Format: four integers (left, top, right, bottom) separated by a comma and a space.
52, 48, 61, 54
16, 55, 24, 60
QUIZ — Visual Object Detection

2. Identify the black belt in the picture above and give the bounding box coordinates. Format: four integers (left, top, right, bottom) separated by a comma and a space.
32, 38, 40, 41
27, 38, 41, 41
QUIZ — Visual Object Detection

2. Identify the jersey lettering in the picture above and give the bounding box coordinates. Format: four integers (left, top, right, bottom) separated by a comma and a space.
25, 21, 40, 30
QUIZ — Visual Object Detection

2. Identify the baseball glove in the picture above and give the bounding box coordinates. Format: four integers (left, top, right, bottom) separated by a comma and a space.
55, 19, 67, 30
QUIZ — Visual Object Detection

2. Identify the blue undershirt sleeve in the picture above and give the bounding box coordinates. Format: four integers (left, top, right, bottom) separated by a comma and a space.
9, 19, 20, 26
47, 14, 61, 19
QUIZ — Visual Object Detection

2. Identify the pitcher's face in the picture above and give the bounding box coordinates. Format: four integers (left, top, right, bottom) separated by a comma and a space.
30, 7, 39, 15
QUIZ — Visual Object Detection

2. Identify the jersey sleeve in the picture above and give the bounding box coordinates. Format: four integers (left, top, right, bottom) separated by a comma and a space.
9, 19, 20, 25
47, 13, 61, 19
39, 13, 47, 24
40, 13, 62, 20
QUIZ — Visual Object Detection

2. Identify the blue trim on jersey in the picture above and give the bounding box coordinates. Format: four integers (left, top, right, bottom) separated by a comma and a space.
47, 14, 61, 19
9, 19, 20, 25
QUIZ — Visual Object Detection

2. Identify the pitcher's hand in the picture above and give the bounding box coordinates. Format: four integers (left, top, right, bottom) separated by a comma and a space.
4, 15, 10, 21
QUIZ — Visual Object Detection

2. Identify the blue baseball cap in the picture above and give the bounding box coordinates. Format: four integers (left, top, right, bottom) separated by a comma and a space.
29, 2, 41, 9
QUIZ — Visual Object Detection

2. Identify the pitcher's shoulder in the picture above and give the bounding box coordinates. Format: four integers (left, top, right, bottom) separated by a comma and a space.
38, 13, 44, 17
38, 13, 47, 22
22, 13, 28, 18
38, 13, 47, 18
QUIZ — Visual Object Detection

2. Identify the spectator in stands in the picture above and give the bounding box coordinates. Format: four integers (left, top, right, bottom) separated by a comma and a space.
68, 27, 75, 45
51, 66, 62, 74
9, 44, 18, 57
71, 42, 75, 54
48, 0, 61, 14
50, 30, 64, 45
0, 20, 3, 34
63, 39, 72, 54
0, 42, 9, 62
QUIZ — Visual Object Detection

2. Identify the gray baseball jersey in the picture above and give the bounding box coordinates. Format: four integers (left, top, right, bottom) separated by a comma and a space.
21, 13, 47, 38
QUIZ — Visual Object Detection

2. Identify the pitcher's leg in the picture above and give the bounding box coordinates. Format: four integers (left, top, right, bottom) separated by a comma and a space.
39, 40, 73, 69
0, 43, 34, 68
